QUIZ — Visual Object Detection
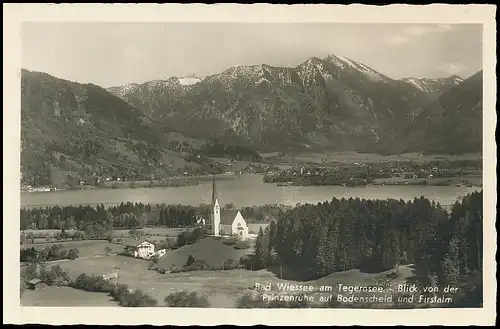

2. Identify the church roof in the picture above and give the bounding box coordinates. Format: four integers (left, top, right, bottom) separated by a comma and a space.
220, 210, 239, 225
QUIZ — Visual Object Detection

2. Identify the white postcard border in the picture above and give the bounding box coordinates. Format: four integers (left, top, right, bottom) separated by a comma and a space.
3, 3, 497, 326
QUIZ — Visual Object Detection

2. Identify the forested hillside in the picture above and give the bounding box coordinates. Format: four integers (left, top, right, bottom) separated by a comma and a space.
253, 190, 483, 307
405, 71, 483, 154
20, 70, 262, 187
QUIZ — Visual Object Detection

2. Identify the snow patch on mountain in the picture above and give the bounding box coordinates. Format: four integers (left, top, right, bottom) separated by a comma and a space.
324, 54, 346, 69
297, 57, 332, 86
336, 55, 358, 69
256, 76, 272, 86
326, 54, 385, 82
147, 79, 172, 89
401, 76, 463, 96
403, 77, 429, 92
355, 62, 385, 82
108, 83, 139, 97
208, 64, 294, 89
178, 76, 202, 86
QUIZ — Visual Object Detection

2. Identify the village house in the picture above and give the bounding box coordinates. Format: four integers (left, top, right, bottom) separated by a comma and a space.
125, 240, 156, 259
28, 278, 49, 290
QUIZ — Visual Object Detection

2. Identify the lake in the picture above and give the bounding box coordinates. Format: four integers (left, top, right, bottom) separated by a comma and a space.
21, 174, 481, 209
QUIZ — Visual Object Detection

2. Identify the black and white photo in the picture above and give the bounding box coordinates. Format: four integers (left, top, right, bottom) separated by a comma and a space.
4, 3, 496, 326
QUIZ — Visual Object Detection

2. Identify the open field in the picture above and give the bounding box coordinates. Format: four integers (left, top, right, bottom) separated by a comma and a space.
111, 227, 190, 238
56, 255, 149, 278
21, 286, 118, 306
42, 255, 281, 307
19, 234, 426, 308
22, 229, 81, 237
157, 236, 255, 269
21, 240, 125, 257
111, 227, 192, 246
21, 228, 191, 246
26, 249, 418, 308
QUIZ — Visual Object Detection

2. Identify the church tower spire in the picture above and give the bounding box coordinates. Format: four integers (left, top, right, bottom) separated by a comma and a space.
211, 174, 220, 236
211, 174, 217, 207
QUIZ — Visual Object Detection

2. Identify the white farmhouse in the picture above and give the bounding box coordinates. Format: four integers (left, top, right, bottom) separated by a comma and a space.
129, 240, 155, 259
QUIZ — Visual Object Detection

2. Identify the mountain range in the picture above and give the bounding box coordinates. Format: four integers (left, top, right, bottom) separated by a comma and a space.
106, 54, 477, 153
21, 54, 482, 186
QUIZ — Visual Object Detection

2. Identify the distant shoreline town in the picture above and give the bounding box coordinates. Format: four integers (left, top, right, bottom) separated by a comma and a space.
21, 155, 482, 193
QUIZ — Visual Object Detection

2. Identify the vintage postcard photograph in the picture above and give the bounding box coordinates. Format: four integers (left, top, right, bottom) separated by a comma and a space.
3, 3, 497, 326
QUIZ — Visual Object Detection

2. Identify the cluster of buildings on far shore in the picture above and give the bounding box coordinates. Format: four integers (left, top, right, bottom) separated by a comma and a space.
21, 185, 57, 193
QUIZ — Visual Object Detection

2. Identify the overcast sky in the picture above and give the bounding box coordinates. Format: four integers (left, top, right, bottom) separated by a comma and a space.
22, 22, 482, 88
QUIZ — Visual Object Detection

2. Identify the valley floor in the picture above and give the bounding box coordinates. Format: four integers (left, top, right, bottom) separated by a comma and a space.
20, 262, 425, 308
20, 239, 431, 309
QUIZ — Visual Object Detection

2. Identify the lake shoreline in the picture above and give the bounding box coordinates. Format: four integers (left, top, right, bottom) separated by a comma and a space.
21, 173, 481, 210
269, 180, 482, 188
21, 173, 242, 194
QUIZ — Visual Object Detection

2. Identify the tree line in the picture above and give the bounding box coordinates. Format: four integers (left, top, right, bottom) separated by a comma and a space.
20, 202, 282, 236
20, 244, 80, 263
250, 190, 483, 307
70, 273, 158, 307
68, 273, 210, 307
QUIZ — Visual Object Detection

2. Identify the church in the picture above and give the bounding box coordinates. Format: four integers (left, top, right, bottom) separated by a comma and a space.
209, 176, 249, 240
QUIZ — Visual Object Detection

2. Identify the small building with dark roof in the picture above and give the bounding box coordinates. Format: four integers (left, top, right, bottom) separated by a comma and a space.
28, 278, 49, 290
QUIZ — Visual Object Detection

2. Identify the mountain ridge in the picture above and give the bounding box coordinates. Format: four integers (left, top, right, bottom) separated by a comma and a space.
20, 69, 247, 187
20, 54, 483, 186
400, 75, 464, 98
106, 54, 437, 152
404, 70, 483, 154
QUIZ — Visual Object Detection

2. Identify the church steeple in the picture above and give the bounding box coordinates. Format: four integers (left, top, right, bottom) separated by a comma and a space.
211, 174, 220, 236
211, 174, 217, 207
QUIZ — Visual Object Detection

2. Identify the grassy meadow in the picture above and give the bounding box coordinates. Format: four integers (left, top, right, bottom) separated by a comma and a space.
21, 286, 118, 306
111, 227, 190, 238
20, 232, 425, 308
156, 236, 254, 269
